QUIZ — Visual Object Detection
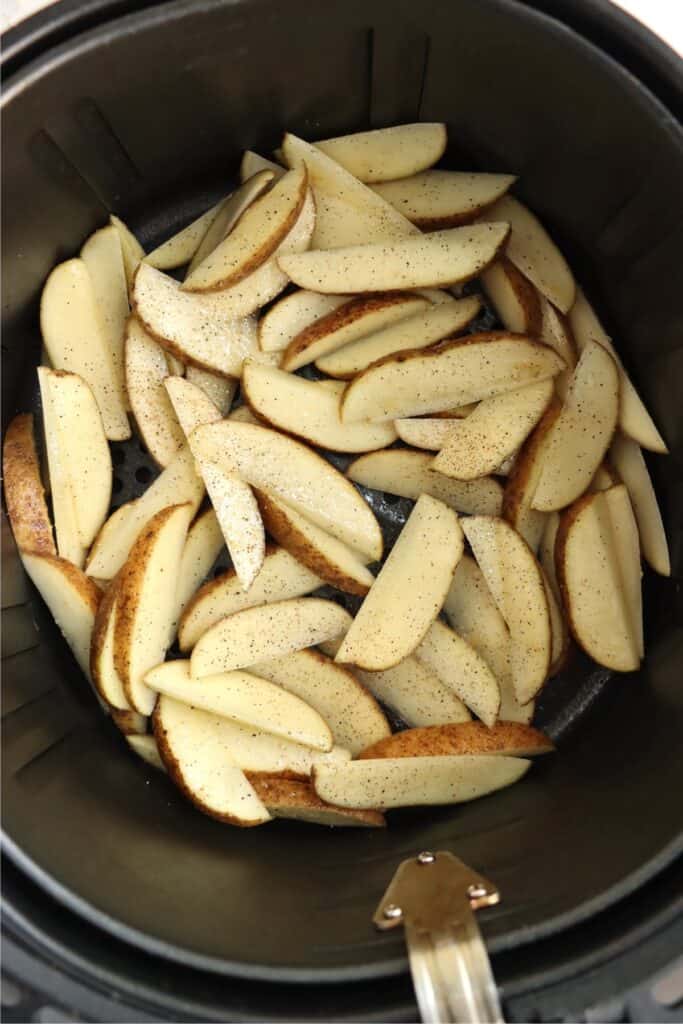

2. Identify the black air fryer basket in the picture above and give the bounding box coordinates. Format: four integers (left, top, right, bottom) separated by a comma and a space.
2, 0, 683, 1020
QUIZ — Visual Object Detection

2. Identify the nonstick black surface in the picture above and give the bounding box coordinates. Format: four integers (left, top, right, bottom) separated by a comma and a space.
2, 0, 682, 984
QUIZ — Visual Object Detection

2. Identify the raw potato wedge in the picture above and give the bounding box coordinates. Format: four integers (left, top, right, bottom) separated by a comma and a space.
281, 132, 417, 249
229, 404, 262, 425
198, 460, 265, 591
539, 296, 576, 399
110, 216, 145, 289
569, 288, 666, 453
395, 417, 466, 451
22, 553, 100, 681
347, 449, 503, 516
124, 319, 185, 467
111, 708, 148, 735
251, 648, 390, 755
90, 577, 129, 710
178, 545, 322, 651
315, 297, 481, 379
604, 485, 644, 659
3, 413, 56, 556
556, 490, 641, 672
183, 167, 306, 292
242, 363, 397, 453
312, 755, 530, 810
86, 445, 204, 580
279, 223, 510, 293
255, 490, 374, 596
538, 513, 570, 677
415, 620, 501, 728
40, 259, 130, 440
186, 171, 276, 276
132, 263, 264, 377
353, 657, 472, 729
282, 292, 428, 372
191, 598, 352, 677
462, 516, 551, 705
191, 420, 383, 560
340, 333, 565, 423
610, 433, 670, 576
175, 508, 225, 620
531, 342, 619, 511
153, 696, 271, 826
590, 463, 619, 492
241, 151, 285, 183
335, 495, 463, 671
443, 555, 532, 725
145, 660, 333, 751
114, 503, 193, 714
372, 170, 516, 229
80, 225, 130, 405
432, 380, 554, 480
246, 775, 384, 827
127, 734, 165, 770
38, 368, 110, 563
315, 124, 447, 183
483, 195, 575, 313
502, 400, 561, 552
145, 200, 225, 270
358, 722, 553, 759
481, 257, 542, 335
185, 366, 236, 416
164, 376, 222, 438
258, 291, 347, 353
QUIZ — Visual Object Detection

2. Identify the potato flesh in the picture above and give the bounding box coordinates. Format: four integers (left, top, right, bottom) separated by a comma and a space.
125, 320, 185, 467
415, 620, 501, 727
353, 657, 472, 728
315, 124, 447, 183
80, 225, 129, 404
258, 291, 347, 353
185, 366, 237, 416
186, 170, 276, 277
372, 170, 515, 225
610, 433, 669, 576
199, 461, 265, 591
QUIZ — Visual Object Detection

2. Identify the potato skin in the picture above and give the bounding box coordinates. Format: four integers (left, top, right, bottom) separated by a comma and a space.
502, 398, 561, 529
3, 413, 56, 556
357, 721, 554, 760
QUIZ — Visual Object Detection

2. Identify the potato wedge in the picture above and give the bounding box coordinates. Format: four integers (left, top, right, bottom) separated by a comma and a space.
114, 503, 193, 713
443, 555, 532, 724
462, 516, 551, 705
111, 708, 148, 735
199, 460, 265, 591
255, 490, 373, 596
352, 657, 471, 728
259, 291, 347, 353
38, 367, 111, 559
86, 445, 204, 580
185, 366, 237, 416
124, 319, 185, 467
190, 420, 383, 560
164, 376, 222, 439
610, 433, 670, 576
538, 513, 570, 677
183, 168, 306, 292
394, 417, 465, 451
539, 296, 576, 399
175, 508, 225, 620
531, 342, 619, 511
281, 132, 416, 248
372, 170, 516, 228
246, 774, 384, 827
23, 553, 100, 681
110, 215, 145, 289
313, 755, 530, 810
335, 495, 463, 671
347, 449, 503, 516
40, 259, 130, 440
145, 660, 333, 750
502, 400, 561, 551
127, 734, 165, 770
178, 545, 322, 652
569, 288, 666, 453
186, 171, 276, 276
240, 151, 285, 183
556, 490, 641, 672
279, 223, 510, 293
341, 333, 565, 423
432, 380, 554, 480
145, 200, 225, 270
132, 263, 263, 377
481, 257, 542, 335
153, 696, 271, 825
191, 598, 352, 677
590, 463, 619, 492
415, 620, 501, 728
242, 364, 396, 453
483, 195, 575, 313
80, 225, 130, 405
251, 648, 390, 755
315, 297, 481, 379
3, 413, 56, 556
358, 722, 553, 759
90, 577, 129, 710
604, 484, 644, 659
314, 124, 447, 183
228, 404, 262, 425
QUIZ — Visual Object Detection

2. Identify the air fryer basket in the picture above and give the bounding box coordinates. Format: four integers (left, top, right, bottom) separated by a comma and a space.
2, 0, 683, 998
